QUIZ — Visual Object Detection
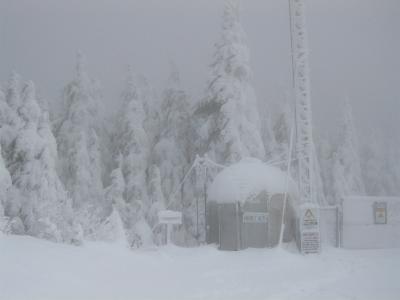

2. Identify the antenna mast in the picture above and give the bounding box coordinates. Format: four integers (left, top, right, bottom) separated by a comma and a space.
289, 0, 315, 205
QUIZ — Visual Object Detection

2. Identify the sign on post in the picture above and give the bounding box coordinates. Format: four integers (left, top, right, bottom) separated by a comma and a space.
374, 202, 387, 224
158, 210, 182, 245
300, 206, 320, 254
158, 210, 182, 225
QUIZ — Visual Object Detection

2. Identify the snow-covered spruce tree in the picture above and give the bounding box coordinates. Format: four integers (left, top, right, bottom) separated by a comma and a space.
380, 141, 400, 196
361, 133, 400, 196
5, 72, 22, 112
115, 67, 153, 248
6, 81, 78, 242
2, 73, 23, 150
0, 143, 12, 233
332, 99, 365, 201
152, 63, 191, 205
194, 0, 265, 165
0, 75, 25, 234
102, 157, 129, 246
56, 53, 106, 239
360, 130, 388, 196
136, 74, 161, 147
316, 137, 336, 204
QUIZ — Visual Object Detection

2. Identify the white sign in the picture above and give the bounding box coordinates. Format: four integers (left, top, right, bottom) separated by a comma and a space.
301, 231, 320, 254
243, 212, 268, 224
300, 206, 320, 254
374, 202, 387, 224
158, 210, 182, 225
302, 208, 318, 230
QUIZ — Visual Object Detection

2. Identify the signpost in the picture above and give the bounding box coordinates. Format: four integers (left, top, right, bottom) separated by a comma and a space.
158, 210, 182, 245
300, 206, 320, 254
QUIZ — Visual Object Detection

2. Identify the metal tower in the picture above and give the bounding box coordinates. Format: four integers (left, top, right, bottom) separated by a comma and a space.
289, 0, 315, 205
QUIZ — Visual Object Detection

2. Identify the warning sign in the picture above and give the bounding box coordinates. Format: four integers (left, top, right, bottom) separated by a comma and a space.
374, 202, 387, 225
302, 208, 318, 230
300, 206, 320, 254
301, 231, 320, 254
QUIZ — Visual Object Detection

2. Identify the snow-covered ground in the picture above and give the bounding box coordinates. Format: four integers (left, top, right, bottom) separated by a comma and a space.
1, 234, 399, 300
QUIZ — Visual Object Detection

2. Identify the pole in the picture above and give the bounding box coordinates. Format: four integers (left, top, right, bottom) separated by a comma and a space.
166, 224, 171, 245
204, 164, 208, 244
278, 123, 295, 247
196, 196, 199, 240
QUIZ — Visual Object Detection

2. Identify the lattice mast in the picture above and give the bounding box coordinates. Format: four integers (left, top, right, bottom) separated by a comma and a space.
289, 0, 315, 204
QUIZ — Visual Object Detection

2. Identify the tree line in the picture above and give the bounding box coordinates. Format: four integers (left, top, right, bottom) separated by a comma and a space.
0, 1, 398, 247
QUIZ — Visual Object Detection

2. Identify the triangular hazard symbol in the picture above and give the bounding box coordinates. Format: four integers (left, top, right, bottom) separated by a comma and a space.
305, 209, 315, 220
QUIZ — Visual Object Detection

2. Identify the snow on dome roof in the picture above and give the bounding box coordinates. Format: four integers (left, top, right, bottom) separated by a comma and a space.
209, 158, 297, 204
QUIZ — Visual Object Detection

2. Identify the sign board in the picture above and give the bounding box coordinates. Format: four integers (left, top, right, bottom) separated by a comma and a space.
243, 212, 268, 224
300, 206, 320, 254
374, 202, 387, 224
158, 210, 182, 225
302, 208, 318, 230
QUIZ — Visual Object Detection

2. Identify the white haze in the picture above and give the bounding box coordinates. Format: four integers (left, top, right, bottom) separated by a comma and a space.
1, 0, 399, 143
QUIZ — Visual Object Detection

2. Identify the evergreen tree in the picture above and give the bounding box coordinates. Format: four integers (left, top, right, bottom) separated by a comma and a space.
153, 64, 191, 202
6, 81, 77, 242
317, 137, 336, 204
56, 53, 105, 238
115, 67, 152, 247
361, 133, 400, 196
5, 72, 22, 111
102, 158, 129, 245
136, 74, 160, 147
194, 0, 265, 165
0, 76, 24, 234
0, 143, 12, 233
332, 99, 365, 200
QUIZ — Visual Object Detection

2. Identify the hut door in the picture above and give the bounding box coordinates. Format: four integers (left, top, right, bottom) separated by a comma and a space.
218, 203, 240, 251
241, 202, 269, 248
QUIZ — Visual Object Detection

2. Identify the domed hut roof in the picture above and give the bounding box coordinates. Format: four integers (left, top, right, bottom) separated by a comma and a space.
209, 158, 298, 205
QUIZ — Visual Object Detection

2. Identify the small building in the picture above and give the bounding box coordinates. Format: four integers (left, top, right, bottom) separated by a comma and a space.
207, 158, 299, 251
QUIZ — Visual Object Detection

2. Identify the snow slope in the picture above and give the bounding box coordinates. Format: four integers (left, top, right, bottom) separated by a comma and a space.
1, 234, 399, 300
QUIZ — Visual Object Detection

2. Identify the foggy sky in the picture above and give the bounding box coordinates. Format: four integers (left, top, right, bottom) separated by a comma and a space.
1, 0, 399, 144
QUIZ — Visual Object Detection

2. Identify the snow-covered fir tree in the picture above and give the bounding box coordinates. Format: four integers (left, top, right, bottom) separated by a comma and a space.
102, 157, 129, 246
361, 132, 400, 196
56, 53, 106, 239
194, 0, 265, 165
0, 143, 11, 233
5, 80, 78, 242
114, 66, 153, 247
136, 74, 161, 147
0, 75, 24, 234
152, 63, 191, 205
332, 99, 365, 201
316, 137, 336, 204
